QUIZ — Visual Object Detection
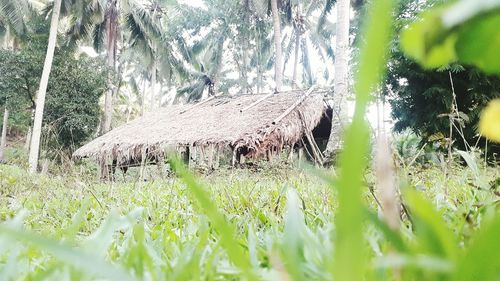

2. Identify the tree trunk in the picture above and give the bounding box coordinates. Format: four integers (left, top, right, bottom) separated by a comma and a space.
24, 126, 32, 150
158, 81, 163, 108
212, 37, 224, 95
101, 1, 118, 135
3, 25, 10, 49
324, 0, 350, 158
292, 30, 300, 89
28, 0, 62, 173
0, 107, 9, 162
270, 0, 283, 92
141, 78, 147, 116
150, 61, 156, 110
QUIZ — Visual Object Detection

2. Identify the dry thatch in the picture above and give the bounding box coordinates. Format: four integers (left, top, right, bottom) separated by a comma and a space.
73, 91, 331, 164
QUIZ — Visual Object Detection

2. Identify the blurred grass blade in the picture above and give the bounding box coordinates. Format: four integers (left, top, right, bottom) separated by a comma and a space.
364, 208, 408, 253
169, 157, 258, 281
332, 0, 396, 280
452, 217, 500, 281
403, 188, 457, 260
0, 224, 137, 281
282, 189, 306, 280
84, 207, 144, 257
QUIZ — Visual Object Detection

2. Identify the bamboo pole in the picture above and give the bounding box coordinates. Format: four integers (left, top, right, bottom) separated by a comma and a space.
272, 85, 316, 125
304, 130, 324, 165
180, 94, 221, 114
240, 92, 275, 112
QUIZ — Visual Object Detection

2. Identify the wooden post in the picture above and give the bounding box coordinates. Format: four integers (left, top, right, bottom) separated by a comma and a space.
182, 146, 190, 165
157, 154, 165, 179
288, 146, 295, 163
214, 146, 220, 169
232, 148, 238, 167
99, 160, 110, 182
189, 145, 196, 167
139, 149, 147, 181
298, 147, 304, 163
207, 144, 215, 169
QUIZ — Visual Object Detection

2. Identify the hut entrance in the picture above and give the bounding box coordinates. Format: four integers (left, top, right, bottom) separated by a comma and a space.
296, 107, 333, 165
311, 107, 333, 152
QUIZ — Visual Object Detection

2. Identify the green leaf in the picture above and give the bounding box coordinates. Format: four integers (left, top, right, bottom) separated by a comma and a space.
169, 156, 259, 281
332, 0, 396, 280
0, 224, 137, 281
282, 189, 306, 280
403, 189, 458, 260
400, 9, 457, 69
401, 1, 500, 74
364, 208, 408, 253
452, 217, 500, 281
455, 13, 500, 74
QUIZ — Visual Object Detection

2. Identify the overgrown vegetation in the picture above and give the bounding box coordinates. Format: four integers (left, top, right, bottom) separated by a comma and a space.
0, 20, 108, 155
0, 0, 499, 280
0, 144, 498, 280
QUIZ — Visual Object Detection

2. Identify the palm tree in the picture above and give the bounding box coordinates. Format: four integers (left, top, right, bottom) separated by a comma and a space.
169, 0, 235, 101
28, 0, 61, 172
282, 0, 336, 89
57, 0, 164, 133
270, 0, 283, 92
325, 0, 350, 158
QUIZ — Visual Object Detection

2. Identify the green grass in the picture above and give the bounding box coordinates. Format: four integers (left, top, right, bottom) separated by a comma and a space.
0, 158, 498, 280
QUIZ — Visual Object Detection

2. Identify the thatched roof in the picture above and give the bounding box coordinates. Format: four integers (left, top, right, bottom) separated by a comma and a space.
73, 91, 332, 163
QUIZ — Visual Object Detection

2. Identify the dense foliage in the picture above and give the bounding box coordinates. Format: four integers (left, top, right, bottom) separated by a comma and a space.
43, 50, 108, 152
0, 21, 108, 153
385, 0, 500, 155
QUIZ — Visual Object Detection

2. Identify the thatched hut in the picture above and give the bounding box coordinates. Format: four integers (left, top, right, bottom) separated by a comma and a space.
73, 89, 338, 178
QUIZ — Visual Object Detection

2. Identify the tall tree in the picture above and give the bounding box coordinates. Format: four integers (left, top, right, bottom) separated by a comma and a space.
270, 0, 283, 92
102, 0, 118, 134
28, 0, 61, 172
58, 0, 164, 132
282, 0, 335, 88
0, 0, 34, 160
325, 0, 350, 157
0, 106, 8, 162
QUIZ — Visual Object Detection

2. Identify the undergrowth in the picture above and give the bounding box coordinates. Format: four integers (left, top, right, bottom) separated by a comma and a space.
0, 153, 498, 280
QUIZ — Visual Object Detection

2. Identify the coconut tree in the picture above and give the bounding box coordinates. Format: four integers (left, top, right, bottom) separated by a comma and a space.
55, 0, 164, 133
168, 0, 237, 101
325, 0, 350, 158
282, 0, 336, 89
28, 0, 62, 172
270, 0, 283, 92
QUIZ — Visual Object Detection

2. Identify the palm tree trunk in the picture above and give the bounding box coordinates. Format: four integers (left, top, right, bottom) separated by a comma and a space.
0, 106, 9, 162
141, 78, 147, 116
325, 0, 350, 158
24, 126, 32, 150
212, 37, 224, 95
270, 0, 283, 92
24, 108, 35, 151
101, 1, 118, 135
150, 61, 156, 110
292, 31, 300, 89
28, 0, 62, 173
158, 81, 163, 108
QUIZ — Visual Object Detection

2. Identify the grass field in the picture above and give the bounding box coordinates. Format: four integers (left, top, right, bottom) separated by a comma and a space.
0, 148, 498, 280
